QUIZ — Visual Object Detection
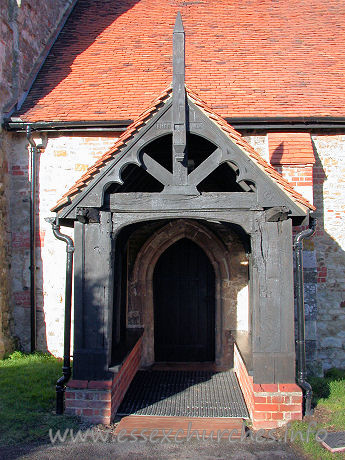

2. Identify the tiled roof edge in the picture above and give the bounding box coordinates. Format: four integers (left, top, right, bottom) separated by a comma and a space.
51, 85, 172, 212
186, 86, 315, 211
52, 84, 315, 214
4, 0, 79, 119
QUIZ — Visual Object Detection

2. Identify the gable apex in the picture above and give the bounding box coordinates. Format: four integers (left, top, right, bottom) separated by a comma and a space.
52, 86, 314, 218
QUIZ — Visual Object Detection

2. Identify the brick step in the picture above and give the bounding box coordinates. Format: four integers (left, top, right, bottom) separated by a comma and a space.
114, 416, 246, 439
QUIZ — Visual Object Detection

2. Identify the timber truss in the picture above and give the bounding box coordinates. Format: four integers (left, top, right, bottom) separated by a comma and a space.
54, 13, 312, 221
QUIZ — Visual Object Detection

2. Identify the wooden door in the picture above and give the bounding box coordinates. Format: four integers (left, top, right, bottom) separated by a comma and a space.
153, 238, 215, 362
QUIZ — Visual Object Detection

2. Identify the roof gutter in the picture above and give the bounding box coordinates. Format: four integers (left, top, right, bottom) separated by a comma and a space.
226, 116, 345, 131
5, 119, 133, 133
3, 0, 78, 119
5, 116, 345, 133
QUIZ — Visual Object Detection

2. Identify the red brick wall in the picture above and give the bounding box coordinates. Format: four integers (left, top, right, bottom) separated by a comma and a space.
251, 384, 303, 430
268, 132, 315, 166
233, 342, 254, 416
274, 164, 313, 188
65, 336, 142, 424
65, 381, 112, 424
234, 343, 303, 430
111, 336, 143, 418
267, 132, 315, 208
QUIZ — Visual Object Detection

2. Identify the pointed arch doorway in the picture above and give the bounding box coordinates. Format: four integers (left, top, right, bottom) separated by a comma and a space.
153, 238, 215, 362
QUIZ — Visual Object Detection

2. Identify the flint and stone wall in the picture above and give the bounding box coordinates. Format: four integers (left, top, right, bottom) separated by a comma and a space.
8, 133, 119, 354
245, 132, 345, 373
312, 135, 345, 370
0, 0, 74, 357
0, 131, 15, 357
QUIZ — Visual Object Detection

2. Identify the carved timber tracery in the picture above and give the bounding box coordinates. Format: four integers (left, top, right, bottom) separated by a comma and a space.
106, 133, 257, 194
66, 12, 308, 390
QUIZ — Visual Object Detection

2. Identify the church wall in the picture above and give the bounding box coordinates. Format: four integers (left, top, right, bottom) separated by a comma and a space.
311, 134, 345, 371
3, 126, 345, 374
245, 132, 345, 374
0, 0, 75, 357
8, 133, 119, 354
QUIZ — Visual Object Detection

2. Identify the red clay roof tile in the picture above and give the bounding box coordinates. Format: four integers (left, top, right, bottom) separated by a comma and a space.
268, 133, 316, 165
17, 0, 345, 122
186, 87, 315, 210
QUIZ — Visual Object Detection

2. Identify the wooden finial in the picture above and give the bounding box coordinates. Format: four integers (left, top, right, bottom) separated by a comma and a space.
172, 11, 187, 186
174, 11, 184, 33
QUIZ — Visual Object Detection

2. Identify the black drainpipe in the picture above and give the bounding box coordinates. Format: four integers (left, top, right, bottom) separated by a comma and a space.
26, 126, 37, 353
294, 215, 317, 416
51, 217, 74, 415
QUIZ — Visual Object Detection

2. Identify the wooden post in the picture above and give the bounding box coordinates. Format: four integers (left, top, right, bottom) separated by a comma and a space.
251, 218, 296, 383
73, 212, 114, 380
172, 12, 187, 186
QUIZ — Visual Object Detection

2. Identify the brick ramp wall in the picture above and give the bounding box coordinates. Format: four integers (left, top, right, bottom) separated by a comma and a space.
234, 343, 303, 430
65, 336, 142, 424
233, 342, 254, 417
111, 337, 142, 419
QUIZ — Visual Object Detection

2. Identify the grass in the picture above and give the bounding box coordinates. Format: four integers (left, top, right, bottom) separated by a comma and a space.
290, 368, 345, 459
0, 351, 82, 446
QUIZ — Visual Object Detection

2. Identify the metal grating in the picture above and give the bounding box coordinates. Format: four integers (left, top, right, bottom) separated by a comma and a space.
117, 370, 249, 418
321, 432, 345, 453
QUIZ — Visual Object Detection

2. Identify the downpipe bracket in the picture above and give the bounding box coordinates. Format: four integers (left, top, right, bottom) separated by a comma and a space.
294, 215, 317, 417
50, 216, 74, 415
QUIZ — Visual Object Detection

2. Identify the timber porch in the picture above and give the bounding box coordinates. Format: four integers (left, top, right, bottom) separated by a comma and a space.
61, 13, 310, 430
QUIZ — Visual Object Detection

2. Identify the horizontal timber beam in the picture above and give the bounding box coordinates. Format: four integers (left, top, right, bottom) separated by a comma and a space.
109, 192, 258, 212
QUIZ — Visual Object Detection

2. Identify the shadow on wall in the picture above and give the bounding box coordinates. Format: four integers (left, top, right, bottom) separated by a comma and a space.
262, 137, 345, 375
311, 137, 345, 372
23, 137, 344, 374
10, 139, 48, 353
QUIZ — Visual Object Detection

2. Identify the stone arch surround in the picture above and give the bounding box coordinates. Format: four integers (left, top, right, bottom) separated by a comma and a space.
128, 219, 249, 367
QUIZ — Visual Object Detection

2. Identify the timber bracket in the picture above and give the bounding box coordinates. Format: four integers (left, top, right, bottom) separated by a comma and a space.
265, 206, 291, 222
76, 207, 100, 224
